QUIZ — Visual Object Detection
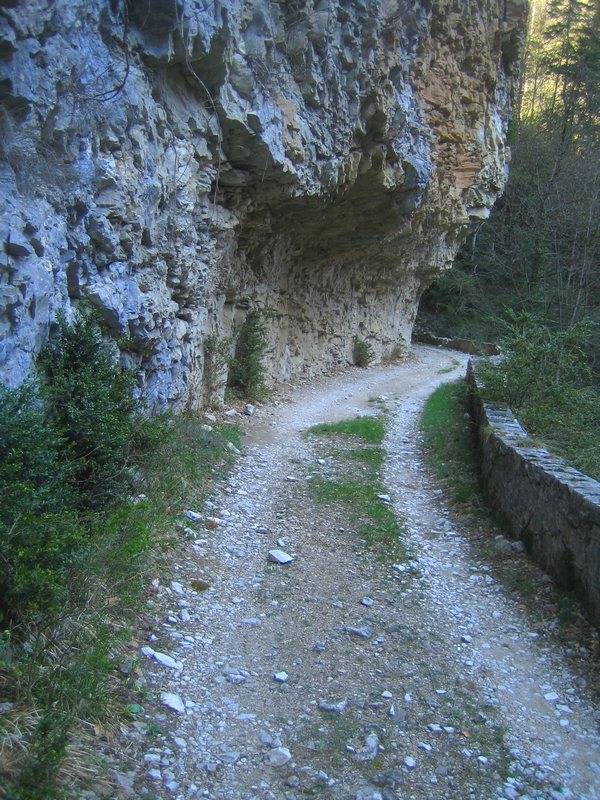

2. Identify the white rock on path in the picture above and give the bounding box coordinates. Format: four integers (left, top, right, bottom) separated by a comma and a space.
153, 651, 182, 670
266, 747, 292, 767
161, 692, 185, 713
267, 549, 294, 565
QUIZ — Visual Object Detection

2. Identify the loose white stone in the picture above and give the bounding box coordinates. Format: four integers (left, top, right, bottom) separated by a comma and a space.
274, 672, 289, 683
544, 691, 560, 702
170, 581, 184, 594
361, 597, 374, 607
268, 549, 294, 564
382, 690, 393, 699
161, 692, 185, 713
154, 652, 181, 670
404, 756, 417, 769
141, 646, 155, 657
266, 747, 292, 767
182, 510, 202, 522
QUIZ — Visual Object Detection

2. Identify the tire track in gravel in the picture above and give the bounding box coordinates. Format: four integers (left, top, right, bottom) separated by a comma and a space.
124, 346, 600, 800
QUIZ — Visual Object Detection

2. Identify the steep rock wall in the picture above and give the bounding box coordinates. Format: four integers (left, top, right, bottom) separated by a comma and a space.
0, 0, 528, 408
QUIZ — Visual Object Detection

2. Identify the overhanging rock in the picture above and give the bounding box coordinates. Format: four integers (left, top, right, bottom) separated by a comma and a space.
0, 0, 528, 408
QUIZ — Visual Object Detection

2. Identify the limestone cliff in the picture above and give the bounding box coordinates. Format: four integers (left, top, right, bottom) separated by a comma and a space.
0, 0, 528, 408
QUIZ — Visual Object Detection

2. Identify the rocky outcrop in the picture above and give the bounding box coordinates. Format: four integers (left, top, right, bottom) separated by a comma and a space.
0, 0, 528, 408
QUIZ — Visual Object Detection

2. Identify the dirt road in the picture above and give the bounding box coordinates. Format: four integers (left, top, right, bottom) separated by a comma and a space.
121, 346, 600, 800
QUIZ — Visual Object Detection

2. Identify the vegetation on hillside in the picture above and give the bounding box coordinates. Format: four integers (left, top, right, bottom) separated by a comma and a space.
418, 0, 600, 476
420, 0, 600, 346
0, 311, 240, 798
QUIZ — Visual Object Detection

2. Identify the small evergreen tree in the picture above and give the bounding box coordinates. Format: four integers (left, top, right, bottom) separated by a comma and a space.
227, 309, 268, 400
38, 310, 138, 509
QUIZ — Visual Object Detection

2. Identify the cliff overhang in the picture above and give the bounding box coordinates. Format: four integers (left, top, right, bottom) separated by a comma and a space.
0, 0, 528, 408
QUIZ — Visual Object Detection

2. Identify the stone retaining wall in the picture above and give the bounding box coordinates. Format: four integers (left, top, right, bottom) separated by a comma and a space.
467, 361, 600, 625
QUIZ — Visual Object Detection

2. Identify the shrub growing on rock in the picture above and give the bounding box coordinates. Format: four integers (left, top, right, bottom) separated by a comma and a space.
353, 336, 375, 367
228, 309, 268, 400
38, 311, 138, 510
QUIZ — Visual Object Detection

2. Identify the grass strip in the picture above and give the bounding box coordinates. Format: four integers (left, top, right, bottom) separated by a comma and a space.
306, 416, 406, 556
421, 380, 482, 511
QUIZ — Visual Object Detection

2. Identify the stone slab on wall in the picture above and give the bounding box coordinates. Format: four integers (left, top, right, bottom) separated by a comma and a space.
467, 361, 600, 625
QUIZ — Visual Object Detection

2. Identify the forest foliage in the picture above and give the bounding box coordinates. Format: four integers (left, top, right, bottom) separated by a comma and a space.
420, 0, 600, 345
419, 0, 600, 475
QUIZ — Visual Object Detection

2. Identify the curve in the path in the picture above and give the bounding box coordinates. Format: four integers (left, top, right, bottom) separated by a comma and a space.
128, 346, 600, 800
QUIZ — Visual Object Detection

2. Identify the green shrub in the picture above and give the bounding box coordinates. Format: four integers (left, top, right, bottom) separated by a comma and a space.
476, 312, 592, 408
38, 311, 138, 510
227, 309, 268, 400
203, 333, 231, 406
477, 313, 600, 480
353, 336, 374, 367
0, 383, 70, 523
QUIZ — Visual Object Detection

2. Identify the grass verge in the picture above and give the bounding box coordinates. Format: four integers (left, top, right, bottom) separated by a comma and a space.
0, 417, 240, 800
421, 380, 482, 513
421, 378, 598, 669
305, 416, 407, 556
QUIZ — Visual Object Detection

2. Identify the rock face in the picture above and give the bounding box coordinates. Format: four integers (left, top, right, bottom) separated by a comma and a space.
0, 0, 528, 408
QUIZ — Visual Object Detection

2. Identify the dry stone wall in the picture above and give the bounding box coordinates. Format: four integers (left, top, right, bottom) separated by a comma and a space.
468, 362, 600, 624
0, 0, 527, 409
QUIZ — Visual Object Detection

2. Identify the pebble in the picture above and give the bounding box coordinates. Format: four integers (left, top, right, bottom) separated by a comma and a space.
544, 691, 560, 702
404, 756, 417, 769
357, 732, 380, 761
182, 510, 202, 522
356, 788, 383, 800
274, 672, 289, 683
360, 597, 374, 607
318, 699, 348, 713
344, 625, 373, 639
170, 581, 185, 594
161, 693, 185, 713
267, 549, 294, 564
266, 747, 292, 767
153, 652, 181, 670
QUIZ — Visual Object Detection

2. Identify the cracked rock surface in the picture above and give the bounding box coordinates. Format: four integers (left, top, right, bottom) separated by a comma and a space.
110, 345, 600, 799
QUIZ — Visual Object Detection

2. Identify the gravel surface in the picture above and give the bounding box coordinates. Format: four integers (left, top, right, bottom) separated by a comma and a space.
109, 346, 600, 800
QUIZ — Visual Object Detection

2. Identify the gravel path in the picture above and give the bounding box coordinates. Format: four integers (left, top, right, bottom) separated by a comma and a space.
119, 345, 600, 800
